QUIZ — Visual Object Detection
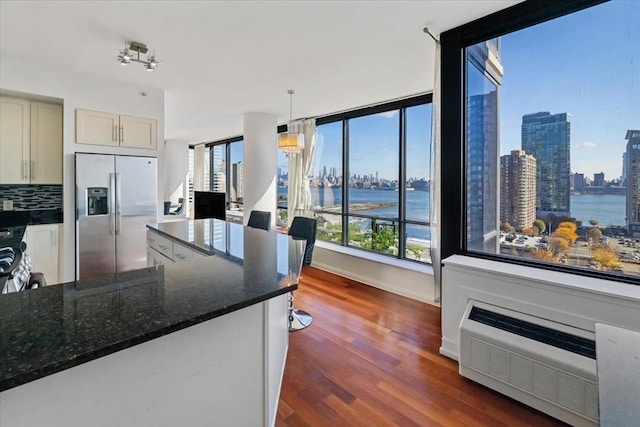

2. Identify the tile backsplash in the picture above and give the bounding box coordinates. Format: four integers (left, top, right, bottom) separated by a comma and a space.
0, 185, 63, 211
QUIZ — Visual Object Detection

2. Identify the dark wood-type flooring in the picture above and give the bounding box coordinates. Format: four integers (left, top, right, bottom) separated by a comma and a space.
276, 266, 567, 427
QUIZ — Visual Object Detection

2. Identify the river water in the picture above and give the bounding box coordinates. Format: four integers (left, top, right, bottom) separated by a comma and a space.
278, 188, 626, 239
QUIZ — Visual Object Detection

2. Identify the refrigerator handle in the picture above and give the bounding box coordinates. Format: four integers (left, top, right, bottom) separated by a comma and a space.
115, 172, 122, 235
109, 173, 116, 236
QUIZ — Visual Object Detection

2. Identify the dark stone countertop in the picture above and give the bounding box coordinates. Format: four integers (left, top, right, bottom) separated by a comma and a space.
147, 218, 280, 261
0, 219, 305, 392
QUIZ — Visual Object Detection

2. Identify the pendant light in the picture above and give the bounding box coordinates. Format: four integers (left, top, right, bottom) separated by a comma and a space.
278, 90, 305, 154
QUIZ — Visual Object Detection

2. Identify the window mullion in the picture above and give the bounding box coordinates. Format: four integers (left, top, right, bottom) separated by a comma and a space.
342, 118, 349, 246
399, 107, 407, 259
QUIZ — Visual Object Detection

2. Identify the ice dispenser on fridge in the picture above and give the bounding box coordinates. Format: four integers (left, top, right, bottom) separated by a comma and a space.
87, 188, 108, 216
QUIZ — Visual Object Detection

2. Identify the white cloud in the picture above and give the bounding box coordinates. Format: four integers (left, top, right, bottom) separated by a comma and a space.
576, 141, 596, 149
376, 110, 399, 119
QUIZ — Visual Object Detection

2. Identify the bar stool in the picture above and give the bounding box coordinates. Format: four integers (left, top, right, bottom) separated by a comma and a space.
287, 216, 316, 331
247, 210, 271, 231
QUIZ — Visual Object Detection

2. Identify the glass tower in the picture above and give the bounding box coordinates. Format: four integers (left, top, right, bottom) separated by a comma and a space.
521, 112, 571, 218
626, 130, 640, 236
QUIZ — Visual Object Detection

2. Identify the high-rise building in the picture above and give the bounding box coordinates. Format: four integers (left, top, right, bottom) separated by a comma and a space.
231, 161, 243, 202
622, 152, 628, 185
521, 111, 571, 217
212, 145, 225, 193
500, 150, 537, 230
626, 130, 640, 236
466, 38, 503, 253
573, 173, 586, 191
593, 172, 605, 187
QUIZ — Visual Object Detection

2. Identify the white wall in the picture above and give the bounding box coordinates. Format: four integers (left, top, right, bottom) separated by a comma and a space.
163, 139, 189, 207
440, 255, 640, 361
0, 53, 165, 282
243, 112, 277, 226
312, 242, 437, 304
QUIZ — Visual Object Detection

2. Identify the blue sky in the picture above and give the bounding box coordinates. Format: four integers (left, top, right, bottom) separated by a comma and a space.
279, 104, 432, 181
500, 0, 639, 180
278, 0, 638, 182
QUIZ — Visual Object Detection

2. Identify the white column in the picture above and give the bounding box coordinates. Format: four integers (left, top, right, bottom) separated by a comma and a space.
243, 112, 277, 226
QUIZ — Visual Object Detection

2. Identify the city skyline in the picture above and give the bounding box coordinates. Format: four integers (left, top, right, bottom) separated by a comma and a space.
277, 104, 432, 182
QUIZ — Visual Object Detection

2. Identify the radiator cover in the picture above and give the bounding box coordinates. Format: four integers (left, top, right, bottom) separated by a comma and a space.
459, 301, 598, 427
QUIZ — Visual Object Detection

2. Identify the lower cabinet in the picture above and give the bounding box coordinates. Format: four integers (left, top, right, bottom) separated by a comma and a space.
147, 247, 173, 267
24, 224, 61, 285
146, 229, 207, 266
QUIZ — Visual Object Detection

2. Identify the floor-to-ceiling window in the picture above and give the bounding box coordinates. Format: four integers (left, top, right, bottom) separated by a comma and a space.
313, 95, 433, 265
442, 0, 640, 283
194, 96, 432, 266
189, 137, 243, 217
312, 121, 343, 241
228, 140, 244, 211
276, 142, 289, 226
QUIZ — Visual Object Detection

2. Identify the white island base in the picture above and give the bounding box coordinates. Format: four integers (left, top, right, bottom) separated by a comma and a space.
0, 294, 288, 427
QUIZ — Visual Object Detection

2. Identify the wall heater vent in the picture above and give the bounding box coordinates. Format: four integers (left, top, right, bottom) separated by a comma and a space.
460, 301, 598, 427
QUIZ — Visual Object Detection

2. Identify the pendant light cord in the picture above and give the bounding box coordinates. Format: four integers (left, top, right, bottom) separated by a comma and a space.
288, 89, 294, 126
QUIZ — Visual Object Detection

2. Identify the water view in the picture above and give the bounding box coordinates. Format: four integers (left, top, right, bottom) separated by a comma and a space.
279, 188, 626, 233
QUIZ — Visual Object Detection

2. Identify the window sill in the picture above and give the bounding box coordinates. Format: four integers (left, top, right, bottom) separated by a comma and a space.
315, 240, 434, 275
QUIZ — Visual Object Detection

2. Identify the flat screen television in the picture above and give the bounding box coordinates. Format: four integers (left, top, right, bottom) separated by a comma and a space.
193, 191, 226, 220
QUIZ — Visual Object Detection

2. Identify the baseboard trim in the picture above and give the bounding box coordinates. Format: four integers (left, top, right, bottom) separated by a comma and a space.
439, 337, 459, 361
311, 261, 438, 306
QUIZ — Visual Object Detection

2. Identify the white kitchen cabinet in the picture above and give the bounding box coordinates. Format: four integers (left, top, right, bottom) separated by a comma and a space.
147, 229, 207, 265
75, 109, 120, 147
0, 97, 31, 184
120, 115, 157, 149
30, 102, 63, 184
25, 224, 61, 285
172, 242, 201, 262
76, 109, 157, 150
147, 247, 173, 267
0, 96, 63, 185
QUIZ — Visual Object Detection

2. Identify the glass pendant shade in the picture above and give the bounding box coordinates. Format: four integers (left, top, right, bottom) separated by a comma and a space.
278, 131, 305, 153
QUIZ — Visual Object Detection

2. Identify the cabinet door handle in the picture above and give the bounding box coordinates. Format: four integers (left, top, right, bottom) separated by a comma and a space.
120, 125, 124, 143
31, 160, 35, 180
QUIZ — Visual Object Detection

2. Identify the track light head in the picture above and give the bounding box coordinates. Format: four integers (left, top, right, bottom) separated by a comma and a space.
117, 42, 160, 71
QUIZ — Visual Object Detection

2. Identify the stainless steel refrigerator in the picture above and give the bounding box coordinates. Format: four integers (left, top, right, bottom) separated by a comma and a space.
76, 153, 157, 280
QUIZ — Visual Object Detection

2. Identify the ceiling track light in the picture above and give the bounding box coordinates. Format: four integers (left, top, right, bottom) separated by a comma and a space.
117, 41, 160, 71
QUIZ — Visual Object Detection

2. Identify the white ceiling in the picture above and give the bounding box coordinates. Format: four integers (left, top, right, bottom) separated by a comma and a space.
0, 0, 520, 144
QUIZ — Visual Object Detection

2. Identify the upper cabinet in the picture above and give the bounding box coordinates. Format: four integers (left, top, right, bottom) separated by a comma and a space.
30, 102, 63, 184
76, 109, 157, 150
0, 96, 62, 185
119, 115, 157, 149
0, 97, 30, 184
75, 109, 120, 147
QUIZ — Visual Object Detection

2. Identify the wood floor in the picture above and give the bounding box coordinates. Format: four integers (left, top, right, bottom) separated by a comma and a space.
276, 266, 567, 427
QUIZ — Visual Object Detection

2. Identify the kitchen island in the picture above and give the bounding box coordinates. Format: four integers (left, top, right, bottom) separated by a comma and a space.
0, 219, 305, 427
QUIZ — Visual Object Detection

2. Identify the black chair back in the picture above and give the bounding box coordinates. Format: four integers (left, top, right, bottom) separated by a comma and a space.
247, 210, 271, 231
288, 216, 317, 265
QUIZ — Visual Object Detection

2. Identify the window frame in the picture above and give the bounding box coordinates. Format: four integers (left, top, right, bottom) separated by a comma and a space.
439, 0, 640, 285
316, 94, 433, 264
